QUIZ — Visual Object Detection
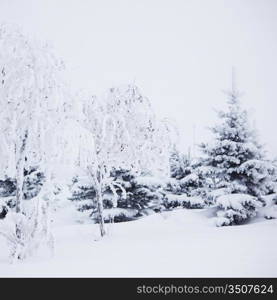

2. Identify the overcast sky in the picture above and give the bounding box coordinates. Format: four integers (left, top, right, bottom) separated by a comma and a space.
1, 0, 277, 157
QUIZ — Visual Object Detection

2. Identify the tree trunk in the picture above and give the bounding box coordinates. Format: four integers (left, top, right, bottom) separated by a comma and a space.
15, 159, 24, 214
96, 189, 106, 237
15, 130, 28, 240
15, 131, 28, 212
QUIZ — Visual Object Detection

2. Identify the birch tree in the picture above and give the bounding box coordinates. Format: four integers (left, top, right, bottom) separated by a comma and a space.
0, 24, 65, 260
78, 84, 173, 236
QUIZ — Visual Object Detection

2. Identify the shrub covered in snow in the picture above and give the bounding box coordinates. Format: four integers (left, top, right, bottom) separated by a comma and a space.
215, 194, 262, 226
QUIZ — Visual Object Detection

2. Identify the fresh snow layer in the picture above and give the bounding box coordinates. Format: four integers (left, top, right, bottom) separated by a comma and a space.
216, 193, 261, 210
0, 208, 277, 277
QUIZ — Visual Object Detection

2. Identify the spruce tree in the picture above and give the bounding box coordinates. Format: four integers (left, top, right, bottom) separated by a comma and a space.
168, 149, 206, 197
169, 148, 192, 180
70, 168, 165, 223
200, 75, 276, 225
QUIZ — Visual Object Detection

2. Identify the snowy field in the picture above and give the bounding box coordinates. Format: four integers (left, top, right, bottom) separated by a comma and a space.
0, 208, 276, 278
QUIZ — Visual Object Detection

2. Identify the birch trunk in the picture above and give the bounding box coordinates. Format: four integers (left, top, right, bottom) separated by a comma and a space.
15, 130, 28, 240
96, 188, 106, 237
15, 130, 28, 212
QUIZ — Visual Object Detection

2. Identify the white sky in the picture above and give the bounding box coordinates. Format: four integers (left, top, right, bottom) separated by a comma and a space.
1, 0, 277, 157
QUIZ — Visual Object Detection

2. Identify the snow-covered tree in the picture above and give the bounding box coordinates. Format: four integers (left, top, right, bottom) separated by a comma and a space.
201, 82, 274, 197
0, 24, 65, 260
166, 147, 208, 203
77, 84, 173, 236
71, 168, 167, 223
200, 76, 276, 224
170, 147, 192, 180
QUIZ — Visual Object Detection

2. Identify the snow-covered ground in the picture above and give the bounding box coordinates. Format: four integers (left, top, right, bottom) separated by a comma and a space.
0, 207, 277, 277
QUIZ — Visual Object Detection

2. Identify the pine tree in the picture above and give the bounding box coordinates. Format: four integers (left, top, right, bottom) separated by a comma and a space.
200, 74, 276, 225
170, 148, 192, 180
167, 148, 207, 201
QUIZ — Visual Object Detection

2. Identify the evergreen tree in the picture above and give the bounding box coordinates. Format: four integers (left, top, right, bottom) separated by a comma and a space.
200, 75, 276, 225
167, 148, 207, 200
201, 82, 274, 197
170, 148, 192, 180
69, 168, 165, 223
